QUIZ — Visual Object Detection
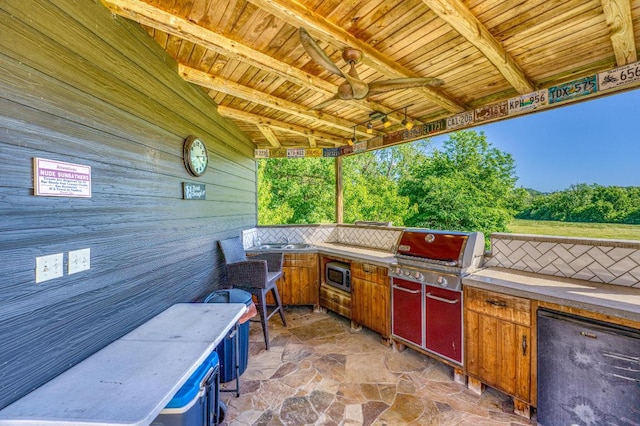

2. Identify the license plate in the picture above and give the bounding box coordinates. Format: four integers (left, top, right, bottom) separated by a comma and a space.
475, 101, 508, 122
446, 111, 474, 130
598, 61, 640, 91
508, 90, 548, 114
548, 76, 597, 104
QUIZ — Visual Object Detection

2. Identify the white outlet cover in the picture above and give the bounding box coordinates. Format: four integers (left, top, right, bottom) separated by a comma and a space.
69, 248, 90, 275
36, 253, 64, 283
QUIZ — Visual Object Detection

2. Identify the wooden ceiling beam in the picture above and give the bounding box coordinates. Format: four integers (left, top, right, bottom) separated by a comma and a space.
421, 0, 535, 94
101, 0, 408, 122
257, 125, 282, 148
180, 65, 373, 137
100, 0, 335, 95
600, 0, 637, 65
307, 136, 317, 148
216, 107, 344, 147
246, 0, 465, 113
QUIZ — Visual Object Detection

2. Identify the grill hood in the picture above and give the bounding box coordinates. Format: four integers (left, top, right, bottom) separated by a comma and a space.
395, 229, 485, 271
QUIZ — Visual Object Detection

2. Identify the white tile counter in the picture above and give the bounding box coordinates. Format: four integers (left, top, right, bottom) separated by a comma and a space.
463, 267, 640, 323
0, 303, 245, 426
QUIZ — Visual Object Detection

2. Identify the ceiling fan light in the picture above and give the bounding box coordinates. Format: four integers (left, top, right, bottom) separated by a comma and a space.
403, 119, 414, 130
366, 122, 373, 134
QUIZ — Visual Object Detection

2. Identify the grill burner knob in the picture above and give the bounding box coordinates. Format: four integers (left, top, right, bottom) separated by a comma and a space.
414, 271, 424, 281
436, 275, 448, 287
404, 270, 411, 277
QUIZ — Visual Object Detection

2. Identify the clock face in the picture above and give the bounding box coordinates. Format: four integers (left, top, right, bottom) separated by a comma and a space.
183, 136, 209, 177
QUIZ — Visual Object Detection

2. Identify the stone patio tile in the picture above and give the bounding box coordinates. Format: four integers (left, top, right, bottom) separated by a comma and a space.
220, 307, 535, 426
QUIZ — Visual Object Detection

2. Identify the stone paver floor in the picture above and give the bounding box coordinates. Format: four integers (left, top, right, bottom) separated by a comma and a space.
220, 306, 536, 425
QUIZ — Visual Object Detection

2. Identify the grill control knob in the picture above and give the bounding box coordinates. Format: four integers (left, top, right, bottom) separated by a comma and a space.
436, 275, 448, 287
395, 267, 402, 276
404, 270, 411, 277
414, 271, 424, 281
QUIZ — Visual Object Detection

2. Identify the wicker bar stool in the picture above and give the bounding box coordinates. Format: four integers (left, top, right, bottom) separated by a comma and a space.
218, 236, 287, 350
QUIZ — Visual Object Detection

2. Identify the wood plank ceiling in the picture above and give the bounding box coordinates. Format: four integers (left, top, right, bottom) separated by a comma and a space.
101, 0, 639, 150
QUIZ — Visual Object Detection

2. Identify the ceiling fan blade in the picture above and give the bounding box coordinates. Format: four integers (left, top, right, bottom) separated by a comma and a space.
368, 77, 444, 94
299, 28, 345, 78
341, 75, 369, 99
309, 94, 340, 110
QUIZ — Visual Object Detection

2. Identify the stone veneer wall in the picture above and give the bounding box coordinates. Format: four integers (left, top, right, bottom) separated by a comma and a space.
243, 224, 402, 251
485, 233, 640, 288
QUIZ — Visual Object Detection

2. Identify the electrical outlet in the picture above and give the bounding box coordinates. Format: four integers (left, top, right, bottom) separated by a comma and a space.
68, 248, 90, 275
36, 253, 64, 283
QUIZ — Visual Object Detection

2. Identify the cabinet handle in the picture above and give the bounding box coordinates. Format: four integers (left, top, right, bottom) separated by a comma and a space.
486, 299, 507, 308
392, 285, 421, 294
426, 293, 459, 304
522, 335, 527, 356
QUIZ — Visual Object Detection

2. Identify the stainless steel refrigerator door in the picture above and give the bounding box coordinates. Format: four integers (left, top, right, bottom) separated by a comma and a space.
537, 309, 640, 426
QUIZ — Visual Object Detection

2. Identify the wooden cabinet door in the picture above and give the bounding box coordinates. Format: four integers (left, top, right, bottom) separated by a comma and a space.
271, 253, 318, 305
465, 287, 531, 403
466, 311, 530, 401
351, 262, 390, 337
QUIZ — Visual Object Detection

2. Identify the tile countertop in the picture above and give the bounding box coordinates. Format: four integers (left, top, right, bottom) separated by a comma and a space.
0, 303, 245, 426
463, 267, 640, 323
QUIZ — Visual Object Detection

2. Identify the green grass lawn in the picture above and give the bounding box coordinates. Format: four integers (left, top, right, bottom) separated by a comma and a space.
507, 219, 640, 241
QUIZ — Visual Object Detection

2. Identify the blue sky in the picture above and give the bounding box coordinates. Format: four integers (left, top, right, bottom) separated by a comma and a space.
431, 89, 640, 193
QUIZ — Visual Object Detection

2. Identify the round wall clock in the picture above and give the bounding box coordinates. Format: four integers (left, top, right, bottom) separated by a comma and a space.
183, 136, 209, 177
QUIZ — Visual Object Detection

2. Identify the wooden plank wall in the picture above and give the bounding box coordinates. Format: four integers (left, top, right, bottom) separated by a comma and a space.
0, 0, 257, 408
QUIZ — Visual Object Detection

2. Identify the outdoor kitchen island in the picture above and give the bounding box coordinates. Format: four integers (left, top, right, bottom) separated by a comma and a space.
0, 303, 245, 426
248, 226, 640, 421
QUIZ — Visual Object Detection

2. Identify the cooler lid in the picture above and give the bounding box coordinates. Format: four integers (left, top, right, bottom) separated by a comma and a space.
165, 351, 219, 408
396, 230, 469, 264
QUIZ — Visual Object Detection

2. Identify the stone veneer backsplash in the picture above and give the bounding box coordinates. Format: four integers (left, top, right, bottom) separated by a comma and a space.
242, 225, 402, 251
486, 233, 640, 288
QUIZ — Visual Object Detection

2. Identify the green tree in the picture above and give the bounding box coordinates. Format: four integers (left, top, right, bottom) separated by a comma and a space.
342, 143, 428, 225
257, 158, 335, 224
257, 163, 294, 224
517, 184, 640, 224
399, 131, 523, 236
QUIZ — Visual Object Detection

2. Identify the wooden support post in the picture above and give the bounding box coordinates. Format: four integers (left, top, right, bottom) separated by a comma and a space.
513, 399, 531, 418
467, 377, 484, 395
392, 339, 407, 352
453, 368, 466, 385
335, 157, 343, 224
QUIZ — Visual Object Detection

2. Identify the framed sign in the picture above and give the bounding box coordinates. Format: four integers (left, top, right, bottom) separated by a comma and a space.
33, 157, 91, 198
183, 182, 206, 200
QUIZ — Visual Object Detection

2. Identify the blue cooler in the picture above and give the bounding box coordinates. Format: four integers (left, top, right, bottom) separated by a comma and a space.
204, 289, 254, 383
151, 351, 220, 426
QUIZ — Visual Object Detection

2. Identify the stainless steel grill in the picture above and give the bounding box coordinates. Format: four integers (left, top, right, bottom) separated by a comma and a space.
390, 229, 485, 366
389, 229, 485, 291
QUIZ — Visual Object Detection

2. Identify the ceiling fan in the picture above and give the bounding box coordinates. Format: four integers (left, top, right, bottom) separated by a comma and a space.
299, 27, 444, 110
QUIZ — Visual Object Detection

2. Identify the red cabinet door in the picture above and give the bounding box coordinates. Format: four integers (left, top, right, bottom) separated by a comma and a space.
425, 286, 462, 364
392, 278, 423, 346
